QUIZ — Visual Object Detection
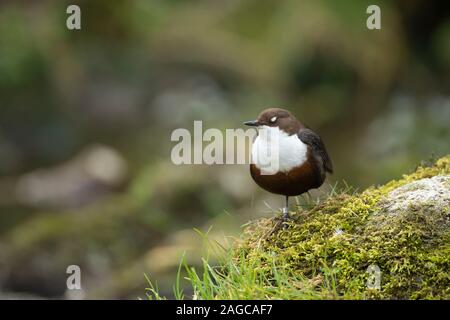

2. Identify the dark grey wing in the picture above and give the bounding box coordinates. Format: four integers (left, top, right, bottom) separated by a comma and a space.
298, 128, 333, 174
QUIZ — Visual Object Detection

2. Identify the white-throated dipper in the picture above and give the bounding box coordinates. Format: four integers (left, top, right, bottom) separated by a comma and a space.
244, 108, 333, 221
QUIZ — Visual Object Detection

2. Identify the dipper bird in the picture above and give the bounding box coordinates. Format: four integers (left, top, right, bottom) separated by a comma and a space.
244, 108, 333, 221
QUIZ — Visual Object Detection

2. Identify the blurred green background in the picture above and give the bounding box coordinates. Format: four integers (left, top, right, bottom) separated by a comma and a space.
0, 0, 448, 299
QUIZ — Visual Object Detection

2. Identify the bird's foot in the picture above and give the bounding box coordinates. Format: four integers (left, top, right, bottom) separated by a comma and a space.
282, 207, 290, 220
268, 208, 294, 236
266, 209, 292, 236
281, 207, 292, 229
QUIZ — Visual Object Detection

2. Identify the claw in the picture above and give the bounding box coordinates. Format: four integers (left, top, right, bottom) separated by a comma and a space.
282, 207, 289, 220
281, 207, 291, 229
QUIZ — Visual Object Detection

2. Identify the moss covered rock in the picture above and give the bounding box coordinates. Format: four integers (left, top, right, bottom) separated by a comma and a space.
223, 156, 450, 299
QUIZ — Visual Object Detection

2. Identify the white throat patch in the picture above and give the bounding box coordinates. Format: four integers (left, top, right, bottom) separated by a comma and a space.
251, 126, 308, 175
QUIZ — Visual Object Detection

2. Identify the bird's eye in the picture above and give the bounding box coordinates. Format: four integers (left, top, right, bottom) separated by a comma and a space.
270, 116, 277, 123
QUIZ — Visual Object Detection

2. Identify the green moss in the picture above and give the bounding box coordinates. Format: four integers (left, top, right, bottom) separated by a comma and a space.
191, 155, 450, 299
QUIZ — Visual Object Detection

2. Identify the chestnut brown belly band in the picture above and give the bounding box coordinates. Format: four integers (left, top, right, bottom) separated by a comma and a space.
250, 161, 322, 196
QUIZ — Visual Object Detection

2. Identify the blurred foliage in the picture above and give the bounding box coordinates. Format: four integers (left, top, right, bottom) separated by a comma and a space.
0, 0, 448, 298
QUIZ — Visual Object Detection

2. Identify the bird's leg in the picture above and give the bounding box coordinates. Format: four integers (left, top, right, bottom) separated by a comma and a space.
282, 195, 290, 221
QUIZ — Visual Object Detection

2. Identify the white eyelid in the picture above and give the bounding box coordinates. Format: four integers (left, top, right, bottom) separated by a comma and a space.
270, 116, 277, 123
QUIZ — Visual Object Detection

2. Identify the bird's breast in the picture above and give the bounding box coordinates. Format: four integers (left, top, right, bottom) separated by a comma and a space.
251, 126, 308, 175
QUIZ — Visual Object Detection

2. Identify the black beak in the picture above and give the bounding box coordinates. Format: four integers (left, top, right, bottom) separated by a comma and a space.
244, 120, 259, 127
